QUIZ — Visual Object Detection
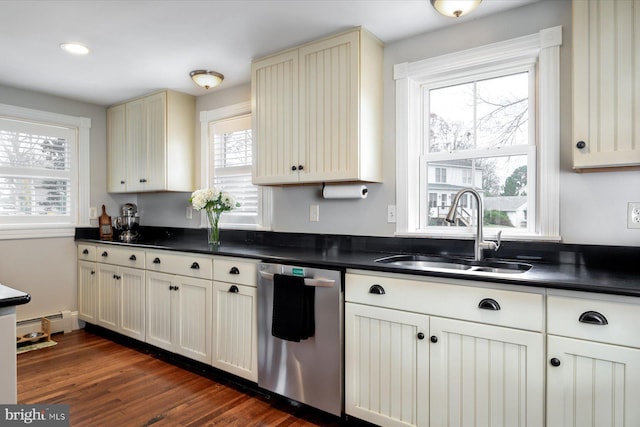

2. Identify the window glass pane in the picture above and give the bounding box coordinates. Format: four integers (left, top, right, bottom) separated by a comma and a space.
426, 155, 528, 230
429, 82, 474, 152
428, 72, 529, 153
476, 73, 529, 148
0, 119, 74, 222
209, 114, 259, 227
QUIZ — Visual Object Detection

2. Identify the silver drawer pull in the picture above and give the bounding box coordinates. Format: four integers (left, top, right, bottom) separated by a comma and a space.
258, 270, 335, 288
579, 311, 608, 325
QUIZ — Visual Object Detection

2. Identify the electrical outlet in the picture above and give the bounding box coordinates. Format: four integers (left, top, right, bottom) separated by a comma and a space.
387, 205, 396, 223
89, 206, 97, 220
628, 202, 640, 229
186, 206, 193, 220
310, 204, 319, 222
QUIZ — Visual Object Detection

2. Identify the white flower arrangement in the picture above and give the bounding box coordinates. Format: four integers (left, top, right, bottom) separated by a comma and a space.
189, 188, 239, 213
189, 188, 239, 245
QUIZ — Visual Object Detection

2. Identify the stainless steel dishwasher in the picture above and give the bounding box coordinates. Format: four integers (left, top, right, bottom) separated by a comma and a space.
257, 262, 343, 417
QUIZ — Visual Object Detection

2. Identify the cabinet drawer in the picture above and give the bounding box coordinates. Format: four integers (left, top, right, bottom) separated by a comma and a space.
213, 257, 258, 287
77, 244, 96, 261
548, 293, 640, 348
146, 250, 212, 280
346, 273, 544, 332
97, 246, 145, 269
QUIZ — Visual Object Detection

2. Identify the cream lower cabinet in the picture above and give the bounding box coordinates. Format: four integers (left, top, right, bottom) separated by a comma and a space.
145, 249, 213, 365
345, 271, 544, 427
429, 317, 543, 427
78, 261, 97, 323
212, 257, 259, 382
546, 290, 640, 426
94, 246, 146, 341
345, 302, 429, 427
146, 272, 212, 364
77, 244, 98, 324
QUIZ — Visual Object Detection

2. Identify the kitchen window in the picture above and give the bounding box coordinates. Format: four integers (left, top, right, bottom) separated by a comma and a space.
394, 26, 561, 240
200, 102, 271, 230
0, 103, 90, 239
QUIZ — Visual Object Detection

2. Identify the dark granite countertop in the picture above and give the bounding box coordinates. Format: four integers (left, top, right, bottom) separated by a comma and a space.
0, 284, 31, 309
76, 227, 640, 297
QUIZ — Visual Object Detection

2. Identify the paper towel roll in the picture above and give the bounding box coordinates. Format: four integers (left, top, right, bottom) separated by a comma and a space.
322, 184, 368, 199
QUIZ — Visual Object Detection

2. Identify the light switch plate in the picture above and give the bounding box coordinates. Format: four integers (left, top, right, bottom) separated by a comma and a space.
387, 205, 396, 223
310, 204, 319, 222
89, 206, 97, 219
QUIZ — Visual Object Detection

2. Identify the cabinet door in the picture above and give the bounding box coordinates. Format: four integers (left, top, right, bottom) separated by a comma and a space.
429, 317, 544, 427
573, 0, 640, 169
212, 282, 257, 382
345, 303, 429, 427
118, 267, 145, 341
252, 50, 300, 184
78, 261, 97, 323
547, 335, 640, 427
174, 275, 212, 364
299, 31, 359, 182
96, 264, 119, 331
125, 98, 146, 192
143, 92, 167, 191
145, 271, 174, 352
107, 104, 127, 192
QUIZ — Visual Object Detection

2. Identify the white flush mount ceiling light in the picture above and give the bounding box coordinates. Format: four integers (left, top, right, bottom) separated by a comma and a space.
430, 0, 482, 18
59, 42, 91, 55
190, 70, 224, 89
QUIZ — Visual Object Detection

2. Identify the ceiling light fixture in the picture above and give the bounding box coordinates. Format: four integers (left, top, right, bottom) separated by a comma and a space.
190, 70, 224, 89
430, 0, 482, 18
60, 43, 91, 55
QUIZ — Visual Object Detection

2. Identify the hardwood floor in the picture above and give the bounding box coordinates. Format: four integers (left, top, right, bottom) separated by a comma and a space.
17, 329, 346, 426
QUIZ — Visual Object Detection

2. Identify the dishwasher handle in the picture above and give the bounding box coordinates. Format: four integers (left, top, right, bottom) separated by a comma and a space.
259, 270, 335, 288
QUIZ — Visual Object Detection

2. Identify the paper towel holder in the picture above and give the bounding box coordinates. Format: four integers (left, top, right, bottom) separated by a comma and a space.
321, 182, 368, 199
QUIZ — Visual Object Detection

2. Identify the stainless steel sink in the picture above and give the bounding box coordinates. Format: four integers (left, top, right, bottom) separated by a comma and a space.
374, 254, 532, 274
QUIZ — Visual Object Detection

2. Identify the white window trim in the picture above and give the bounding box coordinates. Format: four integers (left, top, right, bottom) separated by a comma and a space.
0, 103, 90, 239
394, 26, 562, 241
199, 101, 272, 230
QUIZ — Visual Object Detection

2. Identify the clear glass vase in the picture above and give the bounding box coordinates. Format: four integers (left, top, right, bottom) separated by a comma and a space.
206, 209, 221, 246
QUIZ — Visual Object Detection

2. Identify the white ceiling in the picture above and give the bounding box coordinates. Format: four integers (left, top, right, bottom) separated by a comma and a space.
0, 0, 537, 106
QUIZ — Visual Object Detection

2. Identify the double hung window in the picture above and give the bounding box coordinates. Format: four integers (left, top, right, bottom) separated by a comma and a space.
0, 103, 90, 238
394, 27, 561, 240
201, 102, 270, 229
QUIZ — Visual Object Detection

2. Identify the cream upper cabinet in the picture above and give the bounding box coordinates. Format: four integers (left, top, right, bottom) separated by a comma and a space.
107, 90, 195, 192
573, 0, 640, 170
107, 104, 127, 192
252, 28, 383, 185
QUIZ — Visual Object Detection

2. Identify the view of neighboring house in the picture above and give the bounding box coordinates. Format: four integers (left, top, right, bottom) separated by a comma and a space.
426, 160, 528, 229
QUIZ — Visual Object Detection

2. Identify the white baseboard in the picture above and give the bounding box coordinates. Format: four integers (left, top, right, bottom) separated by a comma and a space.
16, 310, 80, 336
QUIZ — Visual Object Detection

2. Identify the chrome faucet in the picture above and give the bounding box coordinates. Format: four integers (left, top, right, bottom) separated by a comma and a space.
445, 188, 501, 261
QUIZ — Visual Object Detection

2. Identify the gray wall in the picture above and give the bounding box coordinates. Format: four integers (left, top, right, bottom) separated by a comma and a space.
0, 84, 118, 321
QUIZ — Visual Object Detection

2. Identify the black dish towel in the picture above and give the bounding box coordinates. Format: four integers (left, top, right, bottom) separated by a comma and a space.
271, 274, 315, 342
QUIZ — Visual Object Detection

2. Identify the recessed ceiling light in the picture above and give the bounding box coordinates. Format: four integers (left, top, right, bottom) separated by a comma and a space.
60, 43, 91, 55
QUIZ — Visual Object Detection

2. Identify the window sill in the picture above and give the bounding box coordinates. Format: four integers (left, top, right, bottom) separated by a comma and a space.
0, 226, 76, 240
394, 230, 562, 242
